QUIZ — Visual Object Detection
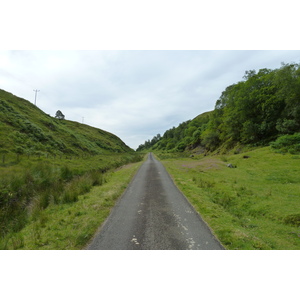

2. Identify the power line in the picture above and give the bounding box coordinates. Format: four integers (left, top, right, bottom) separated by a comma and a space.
33, 89, 40, 106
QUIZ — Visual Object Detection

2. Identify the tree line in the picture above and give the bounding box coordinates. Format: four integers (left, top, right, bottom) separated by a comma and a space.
137, 63, 300, 152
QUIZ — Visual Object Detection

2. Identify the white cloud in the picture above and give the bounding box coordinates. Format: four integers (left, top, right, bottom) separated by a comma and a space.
1, 50, 300, 149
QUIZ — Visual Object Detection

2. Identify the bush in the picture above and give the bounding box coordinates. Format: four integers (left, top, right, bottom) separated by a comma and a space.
270, 133, 300, 153
276, 119, 299, 134
201, 129, 220, 151
176, 142, 186, 152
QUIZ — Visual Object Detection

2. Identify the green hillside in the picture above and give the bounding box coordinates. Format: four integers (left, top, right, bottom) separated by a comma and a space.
136, 111, 212, 152
138, 63, 300, 154
0, 88, 141, 248
0, 89, 132, 156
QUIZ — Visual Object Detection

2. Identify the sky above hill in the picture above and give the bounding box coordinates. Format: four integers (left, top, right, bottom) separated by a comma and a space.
1, 1, 300, 149
1, 50, 300, 149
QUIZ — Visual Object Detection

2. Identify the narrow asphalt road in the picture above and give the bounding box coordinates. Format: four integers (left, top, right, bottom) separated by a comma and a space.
87, 153, 224, 250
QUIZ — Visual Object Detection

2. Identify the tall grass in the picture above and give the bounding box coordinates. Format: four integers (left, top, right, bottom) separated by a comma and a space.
2, 158, 144, 249
0, 153, 143, 247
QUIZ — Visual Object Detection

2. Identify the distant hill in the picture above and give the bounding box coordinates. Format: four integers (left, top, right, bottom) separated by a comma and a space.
0, 89, 133, 155
136, 111, 212, 152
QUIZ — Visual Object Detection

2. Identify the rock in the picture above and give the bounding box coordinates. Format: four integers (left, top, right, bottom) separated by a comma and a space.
227, 163, 236, 168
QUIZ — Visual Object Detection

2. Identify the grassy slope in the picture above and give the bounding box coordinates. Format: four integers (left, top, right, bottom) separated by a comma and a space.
0, 88, 142, 249
3, 161, 143, 250
157, 147, 300, 250
0, 89, 132, 156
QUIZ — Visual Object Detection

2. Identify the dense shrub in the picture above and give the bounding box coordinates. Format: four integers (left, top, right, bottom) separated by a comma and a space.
270, 133, 300, 153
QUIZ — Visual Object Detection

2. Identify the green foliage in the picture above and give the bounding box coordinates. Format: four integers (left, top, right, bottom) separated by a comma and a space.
0, 89, 133, 156
284, 214, 300, 227
1, 160, 143, 249
138, 62, 300, 154
137, 111, 212, 152
55, 110, 65, 120
202, 63, 300, 150
270, 133, 300, 153
201, 128, 220, 151
136, 133, 162, 151
176, 141, 187, 152
0, 153, 143, 243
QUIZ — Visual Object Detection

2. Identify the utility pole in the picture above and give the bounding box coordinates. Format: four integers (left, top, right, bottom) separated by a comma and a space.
33, 89, 40, 106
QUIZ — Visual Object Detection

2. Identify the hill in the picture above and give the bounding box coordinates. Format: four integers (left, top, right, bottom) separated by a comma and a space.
0, 88, 141, 247
136, 110, 212, 152
138, 62, 300, 154
0, 89, 133, 156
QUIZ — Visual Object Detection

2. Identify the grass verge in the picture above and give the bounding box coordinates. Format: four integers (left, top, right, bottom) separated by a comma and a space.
1, 161, 143, 250
156, 147, 300, 250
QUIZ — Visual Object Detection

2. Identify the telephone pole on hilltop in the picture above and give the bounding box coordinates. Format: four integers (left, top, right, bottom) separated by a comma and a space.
33, 89, 40, 106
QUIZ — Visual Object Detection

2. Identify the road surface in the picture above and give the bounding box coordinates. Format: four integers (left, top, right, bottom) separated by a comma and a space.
87, 153, 224, 250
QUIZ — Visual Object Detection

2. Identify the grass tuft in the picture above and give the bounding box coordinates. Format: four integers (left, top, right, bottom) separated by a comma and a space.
284, 214, 300, 227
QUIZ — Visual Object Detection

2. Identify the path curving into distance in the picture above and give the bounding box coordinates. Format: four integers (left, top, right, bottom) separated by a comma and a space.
87, 153, 224, 250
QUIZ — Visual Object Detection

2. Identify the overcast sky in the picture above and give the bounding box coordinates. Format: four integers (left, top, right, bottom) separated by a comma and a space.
1, 50, 300, 149
1, 1, 300, 150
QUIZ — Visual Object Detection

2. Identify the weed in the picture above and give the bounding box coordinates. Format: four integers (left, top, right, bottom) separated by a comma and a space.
212, 193, 234, 209
60, 166, 74, 181
284, 214, 300, 227
220, 156, 228, 162
10, 232, 24, 249
192, 176, 215, 188
61, 188, 78, 204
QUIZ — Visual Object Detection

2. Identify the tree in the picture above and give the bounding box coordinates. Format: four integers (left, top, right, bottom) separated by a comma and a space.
136, 63, 300, 153
55, 110, 65, 120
